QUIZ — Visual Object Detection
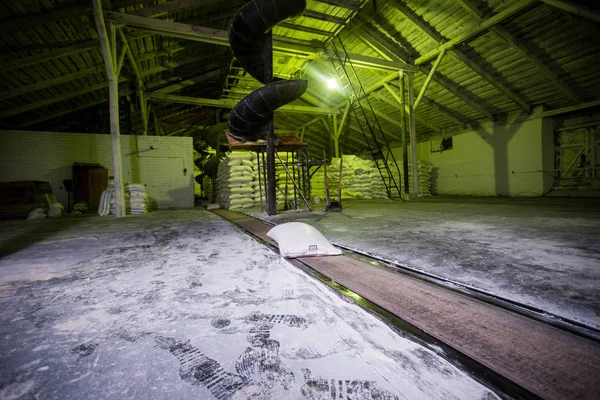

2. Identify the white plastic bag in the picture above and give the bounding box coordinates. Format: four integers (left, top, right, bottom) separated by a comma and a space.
267, 222, 342, 258
27, 208, 46, 220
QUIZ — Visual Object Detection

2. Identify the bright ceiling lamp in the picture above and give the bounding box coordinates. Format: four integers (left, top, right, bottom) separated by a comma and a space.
327, 77, 339, 90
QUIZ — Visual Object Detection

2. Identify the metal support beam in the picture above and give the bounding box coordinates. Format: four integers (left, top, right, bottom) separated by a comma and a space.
93, 0, 125, 218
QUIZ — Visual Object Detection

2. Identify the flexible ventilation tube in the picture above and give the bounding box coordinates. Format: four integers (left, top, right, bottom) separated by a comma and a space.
227, 0, 308, 142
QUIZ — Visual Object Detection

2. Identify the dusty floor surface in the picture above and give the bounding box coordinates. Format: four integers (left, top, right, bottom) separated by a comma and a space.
252, 197, 600, 330
0, 210, 499, 400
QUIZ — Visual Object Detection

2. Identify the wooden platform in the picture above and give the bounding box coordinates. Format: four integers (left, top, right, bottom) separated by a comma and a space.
213, 209, 600, 400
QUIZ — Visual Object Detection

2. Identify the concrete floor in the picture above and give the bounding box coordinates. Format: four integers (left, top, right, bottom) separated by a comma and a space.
254, 197, 600, 330
0, 211, 498, 400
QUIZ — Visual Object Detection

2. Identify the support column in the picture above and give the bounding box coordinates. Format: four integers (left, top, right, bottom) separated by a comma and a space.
264, 32, 276, 215
332, 114, 339, 157
333, 102, 351, 159
407, 72, 419, 198
399, 71, 409, 195
93, 0, 125, 217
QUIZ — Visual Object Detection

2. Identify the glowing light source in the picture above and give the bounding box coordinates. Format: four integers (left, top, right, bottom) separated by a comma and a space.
327, 77, 339, 90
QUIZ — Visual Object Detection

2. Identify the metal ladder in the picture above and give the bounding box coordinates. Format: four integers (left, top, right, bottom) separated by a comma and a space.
328, 36, 403, 198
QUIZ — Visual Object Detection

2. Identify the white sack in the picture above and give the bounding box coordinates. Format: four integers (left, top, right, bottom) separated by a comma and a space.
267, 222, 342, 258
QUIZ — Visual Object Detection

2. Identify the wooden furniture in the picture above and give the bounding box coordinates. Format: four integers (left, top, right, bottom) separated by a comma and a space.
0, 181, 52, 218
72, 163, 108, 211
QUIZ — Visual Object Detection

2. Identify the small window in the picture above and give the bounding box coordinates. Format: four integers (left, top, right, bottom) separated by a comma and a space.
431, 137, 453, 153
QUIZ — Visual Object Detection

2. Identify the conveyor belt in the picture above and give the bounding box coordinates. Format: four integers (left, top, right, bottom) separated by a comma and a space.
213, 209, 600, 400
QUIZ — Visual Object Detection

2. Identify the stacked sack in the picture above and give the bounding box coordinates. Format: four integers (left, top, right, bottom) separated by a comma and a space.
216, 152, 258, 210
310, 155, 435, 200
274, 153, 295, 209
107, 179, 150, 215
127, 184, 149, 214
390, 160, 434, 197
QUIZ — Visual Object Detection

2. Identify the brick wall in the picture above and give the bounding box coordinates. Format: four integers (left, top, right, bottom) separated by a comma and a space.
0, 130, 194, 209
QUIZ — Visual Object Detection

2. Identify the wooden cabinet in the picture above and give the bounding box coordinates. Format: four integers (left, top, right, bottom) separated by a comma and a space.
73, 163, 108, 211
0, 181, 52, 218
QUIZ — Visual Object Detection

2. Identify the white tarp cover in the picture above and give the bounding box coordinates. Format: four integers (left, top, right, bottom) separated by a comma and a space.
267, 222, 342, 258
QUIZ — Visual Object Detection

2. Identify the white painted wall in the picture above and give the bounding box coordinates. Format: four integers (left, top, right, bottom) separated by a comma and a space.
0, 130, 194, 209
392, 117, 555, 196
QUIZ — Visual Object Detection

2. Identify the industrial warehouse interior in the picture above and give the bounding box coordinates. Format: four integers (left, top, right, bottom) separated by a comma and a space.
1, 0, 599, 399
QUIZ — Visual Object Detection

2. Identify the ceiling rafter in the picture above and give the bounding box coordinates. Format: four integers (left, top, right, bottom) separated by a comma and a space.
539, 0, 600, 23
2, 40, 99, 73
0, 65, 105, 99
303, 10, 347, 25
106, 10, 415, 72
128, 0, 224, 18
314, 0, 361, 11
0, 78, 128, 120
389, 1, 530, 112
370, 91, 440, 134
357, 18, 496, 122
145, 93, 337, 115
154, 69, 222, 94
17, 76, 188, 129
456, 0, 583, 103
413, 0, 538, 65
0, 3, 94, 34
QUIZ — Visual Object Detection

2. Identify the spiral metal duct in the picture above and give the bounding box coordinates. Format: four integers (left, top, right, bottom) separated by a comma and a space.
227, 0, 308, 142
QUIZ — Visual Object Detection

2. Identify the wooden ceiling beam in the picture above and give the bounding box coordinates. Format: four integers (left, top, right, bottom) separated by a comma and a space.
540, 0, 600, 23
412, 0, 538, 65
0, 78, 128, 120
107, 10, 415, 72
146, 93, 336, 115
371, 91, 441, 133
0, 65, 104, 99
18, 98, 111, 129
314, 0, 361, 11
2, 40, 99, 73
391, 1, 530, 112
104, 10, 317, 57
357, 19, 495, 122
129, 0, 224, 18
303, 10, 346, 25
16, 76, 181, 128
456, 0, 582, 103
154, 69, 222, 94
0, 4, 93, 34
279, 23, 335, 37
419, 63, 495, 121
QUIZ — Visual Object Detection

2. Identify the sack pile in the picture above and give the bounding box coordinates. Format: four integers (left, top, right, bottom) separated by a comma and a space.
310, 155, 388, 200
127, 184, 149, 214
310, 155, 434, 199
108, 179, 150, 215
216, 152, 259, 210
390, 161, 434, 197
